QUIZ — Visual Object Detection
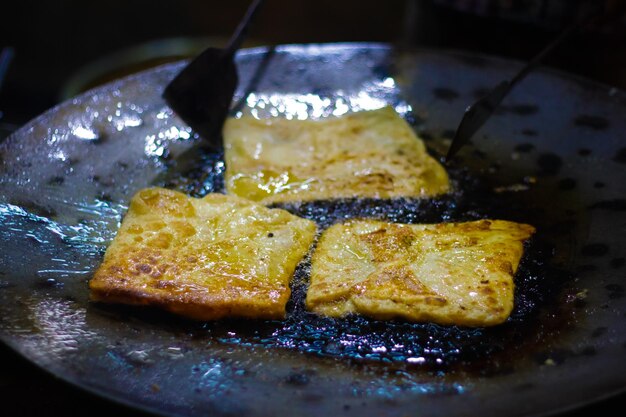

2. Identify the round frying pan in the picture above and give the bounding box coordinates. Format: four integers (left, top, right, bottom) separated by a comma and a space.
0, 43, 625, 417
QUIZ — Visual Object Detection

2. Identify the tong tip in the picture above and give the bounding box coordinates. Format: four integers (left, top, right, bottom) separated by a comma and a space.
443, 131, 463, 165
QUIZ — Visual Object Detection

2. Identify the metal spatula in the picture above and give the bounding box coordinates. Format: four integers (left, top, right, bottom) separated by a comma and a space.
162, 0, 265, 151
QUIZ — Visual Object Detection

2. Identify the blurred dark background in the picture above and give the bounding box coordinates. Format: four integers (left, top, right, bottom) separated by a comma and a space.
1, 0, 626, 129
1, 0, 625, 416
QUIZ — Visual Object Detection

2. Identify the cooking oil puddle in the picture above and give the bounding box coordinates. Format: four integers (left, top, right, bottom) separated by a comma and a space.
148, 157, 580, 375
4, 296, 103, 362
0, 130, 587, 378
0, 199, 126, 286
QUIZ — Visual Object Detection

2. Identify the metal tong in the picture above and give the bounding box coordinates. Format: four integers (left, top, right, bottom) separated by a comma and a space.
444, 10, 602, 163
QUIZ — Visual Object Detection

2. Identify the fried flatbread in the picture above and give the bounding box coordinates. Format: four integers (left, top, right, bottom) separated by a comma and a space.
89, 187, 317, 320
306, 219, 535, 327
223, 107, 449, 204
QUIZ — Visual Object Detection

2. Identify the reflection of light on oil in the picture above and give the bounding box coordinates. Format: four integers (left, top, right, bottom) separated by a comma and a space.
246, 92, 375, 119
394, 102, 412, 115
0, 203, 29, 219
156, 108, 172, 120
158, 126, 186, 141
46, 129, 69, 146
245, 93, 258, 107
202, 362, 222, 379
27, 297, 97, 358
72, 125, 98, 140
144, 125, 192, 157
37, 269, 91, 276
113, 114, 143, 131
348, 91, 387, 111
0, 200, 123, 251
241, 78, 411, 121
351, 377, 466, 398
191, 359, 234, 396
128, 103, 143, 113
144, 134, 165, 157
164, 346, 185, 359
333, 97, 350, 116
381, 77, 396, 88
49, 150, 67, 162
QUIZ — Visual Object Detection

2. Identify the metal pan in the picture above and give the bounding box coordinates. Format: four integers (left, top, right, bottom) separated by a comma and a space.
0, 43, 625, 417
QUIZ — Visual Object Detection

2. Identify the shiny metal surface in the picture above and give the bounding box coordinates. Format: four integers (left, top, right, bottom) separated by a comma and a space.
0, 43, 625, 417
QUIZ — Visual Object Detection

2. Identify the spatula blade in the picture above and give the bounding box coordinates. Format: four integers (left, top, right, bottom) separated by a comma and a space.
162, 47, 238, 151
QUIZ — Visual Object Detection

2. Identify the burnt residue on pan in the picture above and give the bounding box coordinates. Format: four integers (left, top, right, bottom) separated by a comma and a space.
153, 145, 585, 377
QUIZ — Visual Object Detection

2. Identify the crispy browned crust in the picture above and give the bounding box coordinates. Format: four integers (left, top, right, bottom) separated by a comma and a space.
89, 188, 317, 320
306, 219, 536, 327
90, 285, 287, 320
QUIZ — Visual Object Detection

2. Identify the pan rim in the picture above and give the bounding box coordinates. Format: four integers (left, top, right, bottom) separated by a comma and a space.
1, 41, 625, 417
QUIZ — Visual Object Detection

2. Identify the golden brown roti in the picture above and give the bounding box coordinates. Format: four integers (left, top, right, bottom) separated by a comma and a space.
89, 188, 317, 320
306, 219, 535, 327
223, 107, 449, 204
